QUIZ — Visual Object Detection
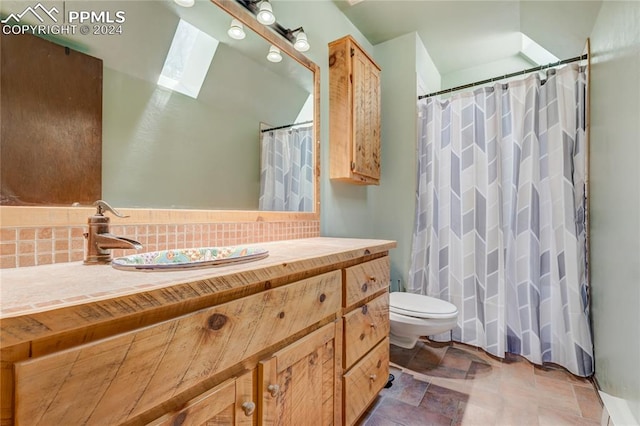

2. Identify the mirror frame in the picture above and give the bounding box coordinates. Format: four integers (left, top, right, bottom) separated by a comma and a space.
0, 0, 320, 228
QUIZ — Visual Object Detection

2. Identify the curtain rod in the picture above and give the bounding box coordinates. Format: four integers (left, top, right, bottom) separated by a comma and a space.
418, 54, 588, 100
261, 120, 313, 133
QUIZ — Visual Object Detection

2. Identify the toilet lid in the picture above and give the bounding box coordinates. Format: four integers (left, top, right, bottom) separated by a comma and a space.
389, 292, 458, 319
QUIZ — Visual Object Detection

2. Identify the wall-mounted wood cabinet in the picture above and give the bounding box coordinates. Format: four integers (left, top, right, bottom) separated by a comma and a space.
329, 35, 382, 185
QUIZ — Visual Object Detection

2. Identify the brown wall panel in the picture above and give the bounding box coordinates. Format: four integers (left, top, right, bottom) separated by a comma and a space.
1, 28, 102, 205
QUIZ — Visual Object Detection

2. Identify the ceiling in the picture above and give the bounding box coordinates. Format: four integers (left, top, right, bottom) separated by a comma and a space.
333, 0, 602, 75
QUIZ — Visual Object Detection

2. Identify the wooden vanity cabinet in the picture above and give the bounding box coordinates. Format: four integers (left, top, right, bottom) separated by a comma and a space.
2, 239, 395, 426
14, 272, 342, 425
329, 35, 382, 185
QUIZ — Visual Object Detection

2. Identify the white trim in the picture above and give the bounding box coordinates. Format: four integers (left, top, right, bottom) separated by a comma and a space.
599, 391, 639, 426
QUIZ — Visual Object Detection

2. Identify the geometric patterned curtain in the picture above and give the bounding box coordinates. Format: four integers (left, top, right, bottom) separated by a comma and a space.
259, 125, 314, 212
408, 64, 593, 376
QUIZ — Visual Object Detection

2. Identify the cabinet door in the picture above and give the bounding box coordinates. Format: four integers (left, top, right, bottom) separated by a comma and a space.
259, 321, 341, 425
351, 46, 381, 181
148, 370, 256, 425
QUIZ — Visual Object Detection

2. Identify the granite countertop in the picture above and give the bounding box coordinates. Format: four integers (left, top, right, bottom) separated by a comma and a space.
1, 237, 395, 349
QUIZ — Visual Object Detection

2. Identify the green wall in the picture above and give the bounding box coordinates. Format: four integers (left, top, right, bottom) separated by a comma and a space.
94, 3, 309, 210
102, 39, 308, 209
103, 66, 261, 210
271, 2, 445, 291
589, 1, 640, 422
366, 33, 441, 291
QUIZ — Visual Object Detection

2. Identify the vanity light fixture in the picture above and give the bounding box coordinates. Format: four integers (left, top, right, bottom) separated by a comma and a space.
256, 0, 276, 25
266, 45, 282, 62
235, 0, 311, 53
227, 19, 246, 39
174, 0, 195, 7
290, 27, 310, 52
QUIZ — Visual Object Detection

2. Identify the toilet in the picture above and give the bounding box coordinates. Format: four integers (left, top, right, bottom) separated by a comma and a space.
389, 291, 459, 349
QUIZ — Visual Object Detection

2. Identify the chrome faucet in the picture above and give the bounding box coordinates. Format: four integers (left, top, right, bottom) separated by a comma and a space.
84, 200, 143, 265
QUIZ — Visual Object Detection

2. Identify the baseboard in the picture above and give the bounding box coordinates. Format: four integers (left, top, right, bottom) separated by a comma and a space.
599, 391, 639, 426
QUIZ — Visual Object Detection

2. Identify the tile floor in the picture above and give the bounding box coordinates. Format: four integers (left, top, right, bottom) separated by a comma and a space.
358, 340, 603, 426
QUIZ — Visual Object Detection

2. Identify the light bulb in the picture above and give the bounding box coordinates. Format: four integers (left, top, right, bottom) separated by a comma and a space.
293, 31, 310, 52
257, 1, 275, 25
174, 0, 195, 7
227, 19, 246, 40
267, 45, 282, 63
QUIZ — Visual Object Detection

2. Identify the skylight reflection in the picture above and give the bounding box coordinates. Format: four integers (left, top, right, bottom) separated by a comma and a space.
157, 19, 219, 99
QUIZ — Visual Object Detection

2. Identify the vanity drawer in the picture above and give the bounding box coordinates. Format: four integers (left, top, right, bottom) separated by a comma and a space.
14, 270, 341, 426
343, 293, 389, 369
343, 337, 389, 426
148, 370, 256, 426
343, 256, 390, 308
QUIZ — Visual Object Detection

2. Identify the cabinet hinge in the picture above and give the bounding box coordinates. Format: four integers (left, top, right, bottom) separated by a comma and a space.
350, 48, 355, 57
351, 161, 356, 171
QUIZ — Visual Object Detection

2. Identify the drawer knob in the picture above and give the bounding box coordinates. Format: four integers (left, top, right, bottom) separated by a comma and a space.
268, 384, 280, 397
369, 374, 377, 381
241, 401, 256, 417
361, 282, 368, 293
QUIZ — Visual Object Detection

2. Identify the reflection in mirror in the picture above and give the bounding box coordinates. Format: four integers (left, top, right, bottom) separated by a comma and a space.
0, 0, 317, 212
259, 120, 314, 211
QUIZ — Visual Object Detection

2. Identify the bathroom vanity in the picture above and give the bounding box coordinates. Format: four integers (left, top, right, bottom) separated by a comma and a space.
0, 237, 395, 425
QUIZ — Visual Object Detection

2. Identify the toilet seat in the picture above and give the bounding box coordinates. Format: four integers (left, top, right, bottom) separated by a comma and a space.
389, 292, 458, 319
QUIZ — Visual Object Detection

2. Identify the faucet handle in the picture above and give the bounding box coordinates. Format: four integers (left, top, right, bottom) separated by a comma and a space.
93, 200, 129, 218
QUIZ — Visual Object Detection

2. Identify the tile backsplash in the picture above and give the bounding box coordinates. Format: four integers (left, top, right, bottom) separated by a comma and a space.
0, 221, 320, 269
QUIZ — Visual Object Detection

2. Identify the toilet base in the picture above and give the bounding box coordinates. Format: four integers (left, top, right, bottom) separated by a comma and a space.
389, 332, 420, 349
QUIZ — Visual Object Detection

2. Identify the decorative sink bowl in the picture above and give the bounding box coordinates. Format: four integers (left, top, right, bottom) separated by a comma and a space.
112, 246, 269, 271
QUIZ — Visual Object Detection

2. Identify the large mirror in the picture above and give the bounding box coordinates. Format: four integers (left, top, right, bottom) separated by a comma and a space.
0, 0, 319, 213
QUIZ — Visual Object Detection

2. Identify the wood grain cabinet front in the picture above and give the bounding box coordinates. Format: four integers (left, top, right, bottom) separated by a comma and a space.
13, 271, 341, 425
341, 255, 391, 425
329, 35, 382, 185
343, 293, 390, 370
259, 321, 341, 426
148, 370, 257, 426
2, 241, 397, 425
343, 338, 390, 426
343, 256, 391, 309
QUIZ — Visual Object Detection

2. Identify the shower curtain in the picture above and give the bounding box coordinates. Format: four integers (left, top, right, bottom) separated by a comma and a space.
408, 64, 593, 376
259, 125, 314, 212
